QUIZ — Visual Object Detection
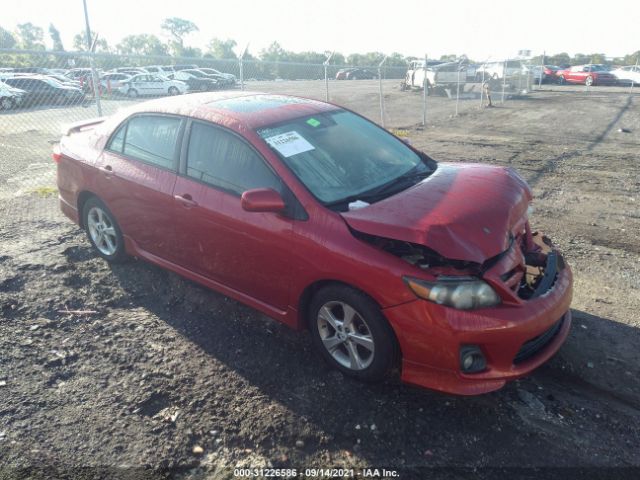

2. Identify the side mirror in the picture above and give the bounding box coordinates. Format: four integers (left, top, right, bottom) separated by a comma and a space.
241, 188, 286, 213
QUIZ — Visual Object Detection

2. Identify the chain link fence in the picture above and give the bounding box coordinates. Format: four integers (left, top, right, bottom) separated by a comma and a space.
1, 48, 638, 221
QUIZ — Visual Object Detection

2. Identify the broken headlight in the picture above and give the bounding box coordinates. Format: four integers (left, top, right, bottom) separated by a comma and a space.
404, 277, 501, 310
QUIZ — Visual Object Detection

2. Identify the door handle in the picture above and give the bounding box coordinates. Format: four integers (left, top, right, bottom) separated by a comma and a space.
174, 194, 198, 208
99, 165, 115, 177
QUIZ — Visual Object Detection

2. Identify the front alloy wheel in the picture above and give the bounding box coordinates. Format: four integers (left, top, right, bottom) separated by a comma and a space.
317, 301, 375, 371
309, 285, 397, 382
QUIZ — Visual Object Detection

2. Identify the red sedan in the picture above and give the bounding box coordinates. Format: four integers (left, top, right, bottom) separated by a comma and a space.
54, 92, 572, 395
556, 64, 617, 86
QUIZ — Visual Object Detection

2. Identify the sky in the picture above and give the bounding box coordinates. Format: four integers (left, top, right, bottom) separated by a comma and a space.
4, 0, 639, 60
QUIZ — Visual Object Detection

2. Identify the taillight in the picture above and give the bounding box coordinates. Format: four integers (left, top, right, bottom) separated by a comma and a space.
52, 144, 62, 163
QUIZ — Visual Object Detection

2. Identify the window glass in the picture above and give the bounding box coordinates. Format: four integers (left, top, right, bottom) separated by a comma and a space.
187, 122, 281, 195
107, 124, 126, 153
257, 110, 424, 204
122, 115, 181, 169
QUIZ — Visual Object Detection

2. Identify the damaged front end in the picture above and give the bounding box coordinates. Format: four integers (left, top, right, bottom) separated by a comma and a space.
354, 219, 565, 309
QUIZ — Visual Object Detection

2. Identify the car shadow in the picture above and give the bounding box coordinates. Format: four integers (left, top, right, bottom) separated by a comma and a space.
103, 256, 640, 468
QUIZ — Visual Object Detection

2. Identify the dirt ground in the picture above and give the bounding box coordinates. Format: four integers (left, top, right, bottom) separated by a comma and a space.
0, 83, 639, 479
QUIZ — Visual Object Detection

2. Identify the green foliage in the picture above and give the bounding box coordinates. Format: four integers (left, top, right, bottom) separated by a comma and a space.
206, 38, 237, 59
116, 34, 167, 56
0, 26, 17, 48
15, 22, 45, 50
161, 17, 198, 56
49, 24, 64, 51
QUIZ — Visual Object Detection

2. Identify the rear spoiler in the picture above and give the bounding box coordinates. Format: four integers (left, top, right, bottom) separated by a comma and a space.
62, 117, 106, 136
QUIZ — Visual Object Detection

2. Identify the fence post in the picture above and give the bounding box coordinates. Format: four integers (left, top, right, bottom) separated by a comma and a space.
538, 51, 545, 90
82, 0, 102, 116
378, 55, 388, 128
455, 62, 461, 116
422, 54, 428, 126
630, 57, 638, 94
479, 56, 489, 108
238, 43, 248, 91
324, 51, 334, 102
501, 59, 507, 103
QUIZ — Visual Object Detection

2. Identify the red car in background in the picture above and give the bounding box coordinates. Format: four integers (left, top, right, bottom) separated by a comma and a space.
54, 92, 572, 395
556, 64, 617, 86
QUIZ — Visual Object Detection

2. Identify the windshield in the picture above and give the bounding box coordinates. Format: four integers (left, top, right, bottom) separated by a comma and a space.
186, 70, 205, 77
257, 110, 432, 205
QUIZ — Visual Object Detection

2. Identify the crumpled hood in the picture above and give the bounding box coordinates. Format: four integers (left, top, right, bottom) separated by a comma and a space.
341, 163, 532, 264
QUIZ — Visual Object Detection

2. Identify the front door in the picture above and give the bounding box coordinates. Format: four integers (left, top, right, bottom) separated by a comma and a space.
171, 121, 294, 310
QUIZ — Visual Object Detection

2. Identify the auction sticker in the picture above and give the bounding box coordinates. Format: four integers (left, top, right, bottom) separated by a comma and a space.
265, 131, 315, 157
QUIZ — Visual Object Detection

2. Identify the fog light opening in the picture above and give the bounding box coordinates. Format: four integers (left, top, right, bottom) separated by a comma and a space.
460, 345, 487, 373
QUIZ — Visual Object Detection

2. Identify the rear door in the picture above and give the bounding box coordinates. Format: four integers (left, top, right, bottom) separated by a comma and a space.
171, 121, 294, 310
95, 114, 184, 259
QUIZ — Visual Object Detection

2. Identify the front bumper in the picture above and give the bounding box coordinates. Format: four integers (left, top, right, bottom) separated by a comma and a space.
384, 251, 573, 395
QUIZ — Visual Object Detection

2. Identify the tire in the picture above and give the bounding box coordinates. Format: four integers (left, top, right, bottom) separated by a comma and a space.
82, 196, 128, 263
585, 76, 593, 87
558, 75, 566, 85
0, 97, 14, 110
127, 88, 138, 98
309, 285, 397, 382
168, 86, 179, 96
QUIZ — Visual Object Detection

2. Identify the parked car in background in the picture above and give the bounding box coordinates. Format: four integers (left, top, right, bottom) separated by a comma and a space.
54, 92, 572, 395
335, 68, 377, 80
66, 68, 95, 80
100, 73, 132, 92
145, 65, 175, 75
169, 70, 219, 91
44, 73, 82, 89
174, 64, 199, 71
404, 60, 466, 91
610, 65, 640, 86
476, 60, 523, 80
524, 65, 561, 84
118, 74, 187, 98
181, 69, 227, 88
3, 76, 84, 106
0, 80, 26, 110
112, 67, 148, 75
198, 68, 237, 85
556, 64, 617, 86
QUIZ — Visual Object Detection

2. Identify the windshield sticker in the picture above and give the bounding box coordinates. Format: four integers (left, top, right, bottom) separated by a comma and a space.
306, 118, 321, 127
265, 131, 315, 157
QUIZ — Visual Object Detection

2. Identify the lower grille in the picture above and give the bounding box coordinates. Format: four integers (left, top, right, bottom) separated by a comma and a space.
514, 317, 564, 364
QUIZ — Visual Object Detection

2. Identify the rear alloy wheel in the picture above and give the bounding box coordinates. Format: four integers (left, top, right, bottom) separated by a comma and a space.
127, 88, 139, 98
82, 197, 127, 263
309, 285, 397, 382
585, 76, 594, 87
0, 97, 14, 110
168, 86, 179, 96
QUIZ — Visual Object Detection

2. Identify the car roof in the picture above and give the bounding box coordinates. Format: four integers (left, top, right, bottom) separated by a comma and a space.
110, 92, 339, 130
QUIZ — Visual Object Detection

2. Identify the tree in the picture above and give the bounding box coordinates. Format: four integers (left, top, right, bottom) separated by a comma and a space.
206, 38, 237, 59
73, 32, 109, 52
49, 24, 64, 51
161, 17, 198, 56
439, 54, 457, 62
260, 41, 286, 62
116, 34, 167, 56
15, 22, 45, 50
0, 26, 16, 48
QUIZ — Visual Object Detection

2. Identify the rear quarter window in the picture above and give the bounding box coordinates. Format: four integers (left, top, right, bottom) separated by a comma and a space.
106, 115, 182, 170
